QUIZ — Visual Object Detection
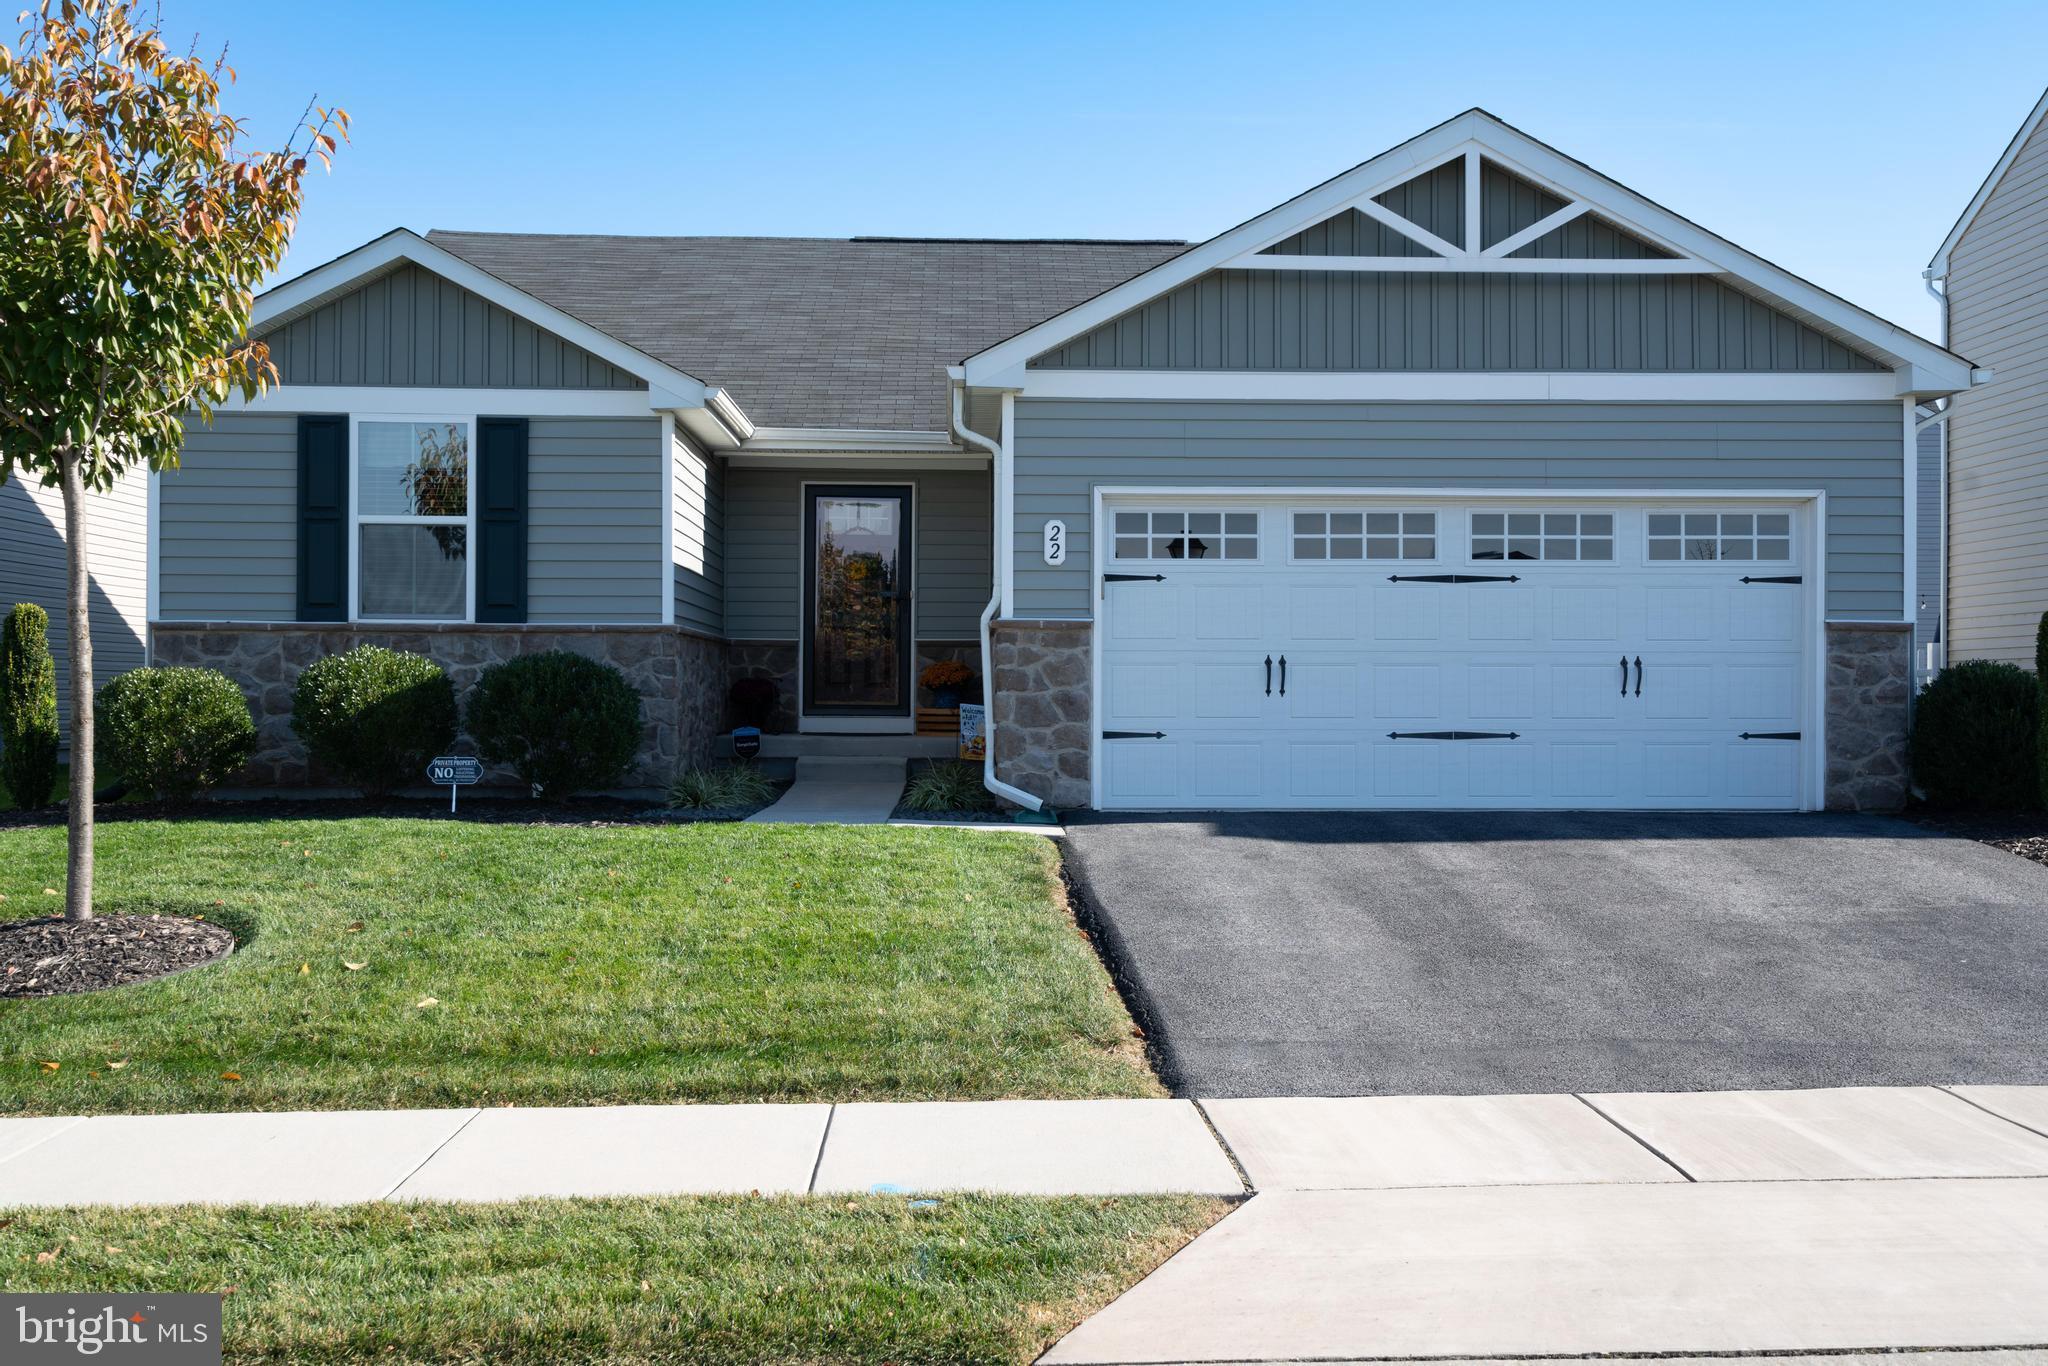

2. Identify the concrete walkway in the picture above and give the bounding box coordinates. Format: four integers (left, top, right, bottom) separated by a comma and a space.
747, 756, 905, 824
8, 1086, 2048, 1359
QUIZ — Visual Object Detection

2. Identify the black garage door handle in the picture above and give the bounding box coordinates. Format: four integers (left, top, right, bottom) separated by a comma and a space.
1634, 656, 1643, 697
1278, 655, 1287, 696
1265, 655, 1272, 696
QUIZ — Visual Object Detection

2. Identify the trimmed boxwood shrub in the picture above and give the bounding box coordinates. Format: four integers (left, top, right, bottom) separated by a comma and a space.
467, 650, 641, 797
96, 667, 256, 800
1, 602, 61, 809
1910, 659, 2042, 809
291, 646, 457, 795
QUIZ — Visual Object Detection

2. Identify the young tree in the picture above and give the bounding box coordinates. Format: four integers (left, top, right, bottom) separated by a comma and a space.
0, 0, 343, 919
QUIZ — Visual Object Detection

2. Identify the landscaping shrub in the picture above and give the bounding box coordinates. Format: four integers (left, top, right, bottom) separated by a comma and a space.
1910, 659, 2042, 809
728, 677, 777, 730
901, 759, 999, 813
667, 762, 777, 810
291, 646, 457, 795
2037, 610, 2048, 806
468, 650, 641, 797
95, 667, 255, 800
1, 602, 61, 809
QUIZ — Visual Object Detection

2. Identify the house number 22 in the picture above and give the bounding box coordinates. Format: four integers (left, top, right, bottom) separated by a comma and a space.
1042, 519, 1066, 566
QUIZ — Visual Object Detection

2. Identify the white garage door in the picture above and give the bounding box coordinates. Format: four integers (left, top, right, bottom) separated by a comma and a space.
1095, 496, 1816, 811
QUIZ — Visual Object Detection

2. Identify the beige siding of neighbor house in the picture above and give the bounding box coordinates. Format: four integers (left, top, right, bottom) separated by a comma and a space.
1946, 113, 2048, 668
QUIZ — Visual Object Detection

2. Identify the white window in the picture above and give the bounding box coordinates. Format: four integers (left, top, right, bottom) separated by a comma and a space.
354, 417, 473, 620
1292, 509, 1435, 561
1471, 511, 1614, 562
1112, 510, 1258, 561
1647, 510, 1791, 563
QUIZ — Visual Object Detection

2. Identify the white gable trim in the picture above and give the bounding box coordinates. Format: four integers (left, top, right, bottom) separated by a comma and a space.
1929, 84, 2048, 275
252, 229, 716, 409
963, 110, 1973, 395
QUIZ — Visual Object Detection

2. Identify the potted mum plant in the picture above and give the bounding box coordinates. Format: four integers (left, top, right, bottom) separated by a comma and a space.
920, 659, 977, 709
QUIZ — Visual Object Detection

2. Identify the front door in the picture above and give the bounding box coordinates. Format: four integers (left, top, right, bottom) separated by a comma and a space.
803, 485, 912, 720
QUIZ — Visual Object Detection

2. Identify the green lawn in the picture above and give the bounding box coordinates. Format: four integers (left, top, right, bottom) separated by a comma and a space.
0, 1194, 1226, 1364
0, 819, 1157, 1114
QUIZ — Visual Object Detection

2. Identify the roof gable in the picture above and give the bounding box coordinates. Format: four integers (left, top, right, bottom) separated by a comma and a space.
965, 109, 1971, 395
1930, 85, 2048, 275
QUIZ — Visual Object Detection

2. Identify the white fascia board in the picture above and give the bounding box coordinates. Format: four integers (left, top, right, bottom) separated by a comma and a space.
741, 426, 961, 453
1929, 84, 2048, 275
999, 369, 1904, 403
215, 386, 661, 417
964, 110, 1973, 395
251, 228, 712, 406
727, 453, 989, 470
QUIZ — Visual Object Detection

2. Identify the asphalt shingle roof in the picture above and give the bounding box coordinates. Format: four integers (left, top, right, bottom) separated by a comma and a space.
426, 231, 1189, 433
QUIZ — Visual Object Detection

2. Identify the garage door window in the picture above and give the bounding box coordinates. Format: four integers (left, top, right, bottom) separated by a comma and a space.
1470, 511, 1614, 562
1647, 511, 1791, 562
1113, 510, 1258, 561
1292, 510, 1434, 561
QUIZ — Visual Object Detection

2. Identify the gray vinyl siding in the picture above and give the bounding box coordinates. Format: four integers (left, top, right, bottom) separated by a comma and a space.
0, 469, 148, 733
257, 264, 643, 390
1915, 419, 1943, 666
1032, 271, 1887, 373
158, 411, 300, 621
1943, 111, 2048, 668
528, 417, 664, 624
722, 465, 992, 641
672, 429, 723, 636
1010, 399, 1903, 621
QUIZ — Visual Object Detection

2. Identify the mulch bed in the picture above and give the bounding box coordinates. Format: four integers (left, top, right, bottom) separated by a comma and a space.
1, 914, 236, 999
1911, 809, 2048, 869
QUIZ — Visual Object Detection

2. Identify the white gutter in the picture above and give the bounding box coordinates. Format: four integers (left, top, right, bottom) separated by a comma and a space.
950, 380, 1044, 813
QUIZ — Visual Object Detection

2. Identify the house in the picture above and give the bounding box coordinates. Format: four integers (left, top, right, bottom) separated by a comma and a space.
0, 471, 148, 737
152, 109, 1978, 812
1925, 85, 2048, 673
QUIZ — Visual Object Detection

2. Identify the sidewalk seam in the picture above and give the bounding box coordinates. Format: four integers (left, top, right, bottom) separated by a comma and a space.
1572, 1093, 1696, 1182
376, 1108, 483, 1201
1936, 1084, 2048, 1143
1190, 1100, 1256, 1194
0, 1116, 86, 1174
806, 1104, 836, 1194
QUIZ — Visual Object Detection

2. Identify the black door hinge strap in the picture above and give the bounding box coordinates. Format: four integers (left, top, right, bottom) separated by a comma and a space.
1385, 730, 1522, 740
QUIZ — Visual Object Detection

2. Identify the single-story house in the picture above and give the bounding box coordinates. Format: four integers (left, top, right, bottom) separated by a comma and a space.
153, 108, 1982, 812
1924, 85, 2048, 674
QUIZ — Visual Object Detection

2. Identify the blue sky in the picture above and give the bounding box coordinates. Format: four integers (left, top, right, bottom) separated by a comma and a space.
170, 0, 2048, 338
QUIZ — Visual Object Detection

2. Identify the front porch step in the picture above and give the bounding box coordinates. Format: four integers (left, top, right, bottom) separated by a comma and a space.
722, 733, 958, 760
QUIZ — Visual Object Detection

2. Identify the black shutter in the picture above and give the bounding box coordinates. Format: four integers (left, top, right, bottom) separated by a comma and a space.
475, 417, 528, 623
296, 414, 348, 621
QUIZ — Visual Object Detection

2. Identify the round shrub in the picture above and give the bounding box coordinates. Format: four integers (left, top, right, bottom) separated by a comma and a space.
96, 667, 256, 800
467, 650, 641, 797
1910, 659, 2042, 809
291, 646, 457, 795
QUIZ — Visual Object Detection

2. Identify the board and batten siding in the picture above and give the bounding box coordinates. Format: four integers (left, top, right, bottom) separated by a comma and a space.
158, 413, 666, 624
527, 417, 664, 624
256, 263, 643, 391
1943, 109, 2048, 668
1009, 399, 1904, 622
672, 428, 724, 636
0, 469, 148, 733
722, 465, 992, 641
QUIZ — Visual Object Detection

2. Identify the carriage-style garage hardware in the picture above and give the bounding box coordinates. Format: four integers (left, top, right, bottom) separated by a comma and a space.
1265, 655, 1273, 696
1739, 731, 1802, 740
1103, 573, 1166, 583
1386, 573, 1521, 584
1633, 656, 1643, 696
1102, 730, 1168, 740
1739, 575, 1803, 584
1386, 730, 1522, 740
1278, 655, 1287, 696
1619, 656, 1629, 696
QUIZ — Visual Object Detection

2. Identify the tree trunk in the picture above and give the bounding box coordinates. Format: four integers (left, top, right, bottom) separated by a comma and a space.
58, 447, 93, 923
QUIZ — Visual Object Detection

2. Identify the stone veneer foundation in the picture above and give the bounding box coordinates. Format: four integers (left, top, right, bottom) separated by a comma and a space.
1822, 620, 1912, 812
990, 619, 1092, 809
151, 624, 724, 791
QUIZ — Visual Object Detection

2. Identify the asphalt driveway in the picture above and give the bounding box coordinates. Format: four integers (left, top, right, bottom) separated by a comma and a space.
1060, 812, 2048, 1097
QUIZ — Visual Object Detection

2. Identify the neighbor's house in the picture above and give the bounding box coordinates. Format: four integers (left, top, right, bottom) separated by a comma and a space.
153, 109, 1979, 812
0, 471, 148, 736
1925, 85, 2048, 673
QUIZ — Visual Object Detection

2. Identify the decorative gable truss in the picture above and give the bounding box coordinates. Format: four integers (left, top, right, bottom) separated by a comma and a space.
1232, 147, 1708, 275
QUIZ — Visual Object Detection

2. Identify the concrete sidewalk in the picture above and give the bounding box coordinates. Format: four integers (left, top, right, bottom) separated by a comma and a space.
747, 756, 905, 824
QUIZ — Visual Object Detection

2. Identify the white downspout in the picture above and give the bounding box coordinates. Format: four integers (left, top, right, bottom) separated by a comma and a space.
951, 381, 1045, 813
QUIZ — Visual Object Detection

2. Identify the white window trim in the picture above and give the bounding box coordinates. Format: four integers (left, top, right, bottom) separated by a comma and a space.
1285, 506, 1443, 566
1108, 506, 1263, 565
349, 412, 478, 625
1465, 508, 1620, 566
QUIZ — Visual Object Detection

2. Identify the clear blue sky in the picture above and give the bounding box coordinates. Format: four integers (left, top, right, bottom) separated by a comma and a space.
171, 0, 2048, 339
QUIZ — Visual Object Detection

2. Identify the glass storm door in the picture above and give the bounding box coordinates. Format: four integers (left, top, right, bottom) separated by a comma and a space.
803, 486, 912, 716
